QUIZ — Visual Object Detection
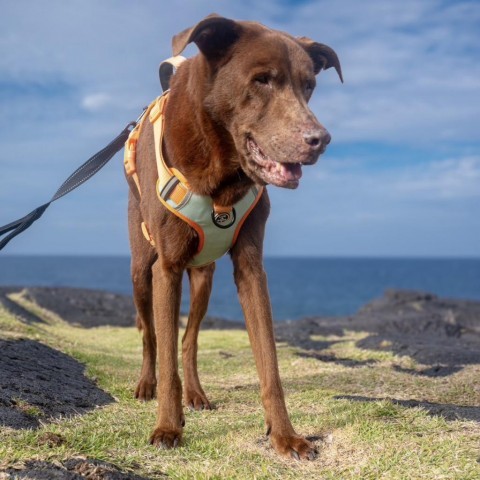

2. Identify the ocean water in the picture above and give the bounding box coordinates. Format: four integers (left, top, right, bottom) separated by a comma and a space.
0, 255, 479, 321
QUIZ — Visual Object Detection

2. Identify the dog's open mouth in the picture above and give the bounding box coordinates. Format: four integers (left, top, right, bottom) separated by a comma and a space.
246, 137, 302, 188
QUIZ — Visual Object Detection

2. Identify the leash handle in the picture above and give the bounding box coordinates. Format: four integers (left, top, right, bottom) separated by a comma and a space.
0, 121, 137, 251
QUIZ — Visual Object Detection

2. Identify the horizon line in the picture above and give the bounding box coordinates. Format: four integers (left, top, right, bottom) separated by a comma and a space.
1, 254, 480, 261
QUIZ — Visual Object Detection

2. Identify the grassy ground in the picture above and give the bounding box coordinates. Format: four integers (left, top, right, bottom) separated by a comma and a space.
0, 297, 479, 479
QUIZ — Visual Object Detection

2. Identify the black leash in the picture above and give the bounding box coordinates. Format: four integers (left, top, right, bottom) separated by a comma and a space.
0, 120, 139, 251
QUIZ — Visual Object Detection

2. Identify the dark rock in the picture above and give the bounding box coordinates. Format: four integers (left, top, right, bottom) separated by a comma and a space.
198, 315, 245, 330
0, 338, 114, 429
0, 286, 243, 330
0, 287, 46, 324
22, 287, 137, 328
275, 289, 480, 374
335, 395, 480, 422
1, 458, 154, 479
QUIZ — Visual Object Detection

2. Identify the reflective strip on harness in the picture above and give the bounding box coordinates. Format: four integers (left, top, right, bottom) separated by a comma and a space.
156, 182, 263, 267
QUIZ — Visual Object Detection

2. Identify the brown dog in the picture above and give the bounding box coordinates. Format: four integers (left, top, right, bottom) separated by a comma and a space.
127, 14, 342, 460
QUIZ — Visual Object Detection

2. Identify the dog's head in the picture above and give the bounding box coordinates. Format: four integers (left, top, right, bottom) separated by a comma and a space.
173, 14, 343, 189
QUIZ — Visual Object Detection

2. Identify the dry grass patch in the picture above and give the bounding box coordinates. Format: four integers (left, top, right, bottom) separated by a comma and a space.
0, 299, 479, 479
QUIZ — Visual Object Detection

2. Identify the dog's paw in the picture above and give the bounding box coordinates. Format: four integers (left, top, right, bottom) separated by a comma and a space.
184, 389, 211, 411
269, 433, 318, 460
149, 427, 183, 449
134, 376, 157, 401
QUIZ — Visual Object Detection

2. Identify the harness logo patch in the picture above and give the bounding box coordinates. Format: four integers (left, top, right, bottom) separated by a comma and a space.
212, 208, 236, 229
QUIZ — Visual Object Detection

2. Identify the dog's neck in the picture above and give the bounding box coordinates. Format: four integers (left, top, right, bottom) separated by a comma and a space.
163, 57, 254, 207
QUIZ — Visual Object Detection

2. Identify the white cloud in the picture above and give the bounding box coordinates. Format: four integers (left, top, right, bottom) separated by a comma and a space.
392, 157, 480, 199
81, 93, 111, 111
1, 0, 478, 146
265, 154, 480, 256
1, 0, 479, 256
311, 155, 480, 201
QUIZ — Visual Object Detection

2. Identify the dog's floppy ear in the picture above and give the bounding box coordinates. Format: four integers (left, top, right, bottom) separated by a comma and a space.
172, 13, 242, 60
297, 38, 343, 83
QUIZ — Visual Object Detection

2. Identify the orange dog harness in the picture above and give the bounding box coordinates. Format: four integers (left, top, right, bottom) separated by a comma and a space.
124, 59, 263, 267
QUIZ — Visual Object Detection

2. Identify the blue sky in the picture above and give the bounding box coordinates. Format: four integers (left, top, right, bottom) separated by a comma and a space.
0, 0, 479, 257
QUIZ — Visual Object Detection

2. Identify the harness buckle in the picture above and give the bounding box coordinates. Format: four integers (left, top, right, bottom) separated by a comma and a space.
149, 95, 168, 124
124, 135, 137, 176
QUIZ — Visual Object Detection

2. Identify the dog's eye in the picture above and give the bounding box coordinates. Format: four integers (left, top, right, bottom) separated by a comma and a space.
254, 74, 270, 86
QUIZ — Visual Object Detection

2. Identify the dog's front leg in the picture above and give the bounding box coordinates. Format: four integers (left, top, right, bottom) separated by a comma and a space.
149, 260, 184, 449
231, 244, 318, 460
183, 264, 215, 410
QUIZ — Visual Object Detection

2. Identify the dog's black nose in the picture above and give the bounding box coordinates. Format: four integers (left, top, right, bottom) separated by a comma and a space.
303, 129, 331, 149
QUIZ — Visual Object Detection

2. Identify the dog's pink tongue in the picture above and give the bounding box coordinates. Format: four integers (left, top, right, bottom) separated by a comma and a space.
278, 162, 302, 181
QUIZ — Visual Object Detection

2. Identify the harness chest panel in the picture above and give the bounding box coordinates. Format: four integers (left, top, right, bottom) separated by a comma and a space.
124, 92, 264, 268
159, 183, 262, 267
